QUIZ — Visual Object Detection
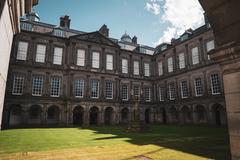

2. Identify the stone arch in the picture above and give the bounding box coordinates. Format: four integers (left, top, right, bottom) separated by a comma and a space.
47, 105, 60, 124
168, 106, 178, 123
145, 108, 151, 124
89, 106, 99, 125
73, 106, 84, 125
104, 107, 114, 125
195, 105, 207, 124
211, 103, 226, 125
29, 105, 42, 124
160, 107, 167, 124
180, 105, 192, 124
121, 108, 129, 124
9, 104, 22, 126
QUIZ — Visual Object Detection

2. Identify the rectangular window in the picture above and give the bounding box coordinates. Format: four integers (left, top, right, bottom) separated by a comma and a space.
180, 81, 188, 98
144, 63, 150, 77
32, 75, 43, 96
75, 79, 84, 98
106, 54, 113, 70
53, 47, 63, 65
195, 78, 203, 96
12, 75, 24, 95
105, 81, 113, 99
159, 87, 165, 101
168, 83, 175, 100
122, 59, 128, 74
178, 53, 185, 69
211, 74, 221, 95
144, 87, 151, 102
167, 57, 173, 73
133, 85, 140, 97
53, 29, 64, 37
77, 49, 85, 66
91, 79, 99, 98
192, 47, 199, 65
17, 41, 28, 60
36, 44, 46, 63
133, 61, 140, 75
158, 61, 163, 76
121, 85, 128, 101
50, 77, 61, 97
206, 40, 215, 52
92, 52, 100, 68
20, 22, 33, 31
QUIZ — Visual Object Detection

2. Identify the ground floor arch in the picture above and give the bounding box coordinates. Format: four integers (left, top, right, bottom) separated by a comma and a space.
181, 106, 192, 124
29, 105, 42, 124
211, 104, 226, 125
121, 108, 129, 124
145, 108, 150, 124
89, 107, 99, 125
168, 106, 178, 123
47, 105, 60, 124
9, 104, 22, 126
195, 105, 207, 124
104, 107, 114, 125
73, 106, 84, 125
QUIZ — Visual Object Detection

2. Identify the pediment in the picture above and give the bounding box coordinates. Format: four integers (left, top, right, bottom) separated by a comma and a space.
71, 32, 119, 47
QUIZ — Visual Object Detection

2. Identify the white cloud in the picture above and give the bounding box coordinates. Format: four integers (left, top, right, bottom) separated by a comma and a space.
145, 2, 161, 15
155, 0, 204, 45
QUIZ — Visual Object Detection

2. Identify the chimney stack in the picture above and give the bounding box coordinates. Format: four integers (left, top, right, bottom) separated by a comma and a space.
132, 36, 137, 44
99, 24, 109, 37
60, 15, 71, 28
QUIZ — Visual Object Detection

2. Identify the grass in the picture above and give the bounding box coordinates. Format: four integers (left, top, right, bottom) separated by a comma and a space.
0, 125, 230, 160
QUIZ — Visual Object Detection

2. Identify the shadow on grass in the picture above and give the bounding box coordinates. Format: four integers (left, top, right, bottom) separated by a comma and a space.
77, 124, 230, 160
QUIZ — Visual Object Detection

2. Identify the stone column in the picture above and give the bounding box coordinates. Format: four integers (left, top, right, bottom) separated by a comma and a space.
210, 44, 240, 160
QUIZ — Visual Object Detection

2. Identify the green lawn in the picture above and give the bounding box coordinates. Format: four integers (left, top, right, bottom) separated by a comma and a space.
0, 125, 230, 160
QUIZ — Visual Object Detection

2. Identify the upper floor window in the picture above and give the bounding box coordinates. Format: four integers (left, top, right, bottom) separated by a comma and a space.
32, 75, 43, 96
91, 79, 99, 98
53, 29, 64, 37
133, 61, 140, 75
195, 78, 203, 96
106, 54, 113, 70
105, 81, 113, 99
144, 63, 150, 77
192, 47, 199, 65
180, 81, 188, 98
133, 85, 140, 97
158, 61, 163, 76
75, 79, 84, 98
167, 57, 173, 73
144, 87, 151, 102
178, 53, 185, 69
53, 47, 63, 65
168, 83, 175, 100
36, 44, 46, 63
121, 84, 128, 101
12, 75, 24, 95
92, 52, 100, 69
20, 22, 33, 31
211, 74, 221, 95
50, 77, 61, 97
159, 87, 165, 101
77, 49, 85, 67
16, 41, 28, 60
122, 59, 128, 74
206, 40, 215, 52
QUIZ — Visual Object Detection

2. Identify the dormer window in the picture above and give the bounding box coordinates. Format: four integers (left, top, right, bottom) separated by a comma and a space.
53, 29, 64, 37
20, 22, 33, 31
181, 34, 188, 41
161, 45, 167, 51
140, 47, 147, 54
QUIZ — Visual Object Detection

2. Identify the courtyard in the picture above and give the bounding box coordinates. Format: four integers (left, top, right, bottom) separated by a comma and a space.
0, 125, 230, 160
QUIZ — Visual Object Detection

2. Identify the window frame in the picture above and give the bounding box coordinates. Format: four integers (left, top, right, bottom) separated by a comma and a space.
32, 75, 44, 96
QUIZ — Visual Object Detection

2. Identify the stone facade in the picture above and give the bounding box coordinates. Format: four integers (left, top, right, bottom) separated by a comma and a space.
0, 0, 38, 130
1, 17, 227, 128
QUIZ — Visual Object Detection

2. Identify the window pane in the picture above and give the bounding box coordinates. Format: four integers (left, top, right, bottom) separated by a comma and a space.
92, 52, 100, 68
77, 49, 85, 66
53, 47, 63, 65
145, 87, 151, 102
192, 47, 199, 65
36, 44, 46, 63
106, 81, 113, 99
121, 85, 128, 100
167, 57, 173, 73
106, 54, 113, 70
144, 63, 150, 77
195, 78, 203, 96
158, 61, 163, 76
133, 61, 139, 75
178, 53, 185, 69
12, 75, 24, 95
32, 75, 43, 96
50, 77, 61, 97
159, 87, 165, 101
168, 83, 175, 100
91, 79, 99, 98
122, 59, 128, 74
17, 41, 28, 60
181, 81, 188, 98
211, 74, 221, 95
133, 85, 140, 97
207, 40, 215, 52
75, 79, 84, 97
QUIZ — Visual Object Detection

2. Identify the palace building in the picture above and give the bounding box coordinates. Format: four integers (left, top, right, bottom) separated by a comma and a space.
1, 13, 227, 128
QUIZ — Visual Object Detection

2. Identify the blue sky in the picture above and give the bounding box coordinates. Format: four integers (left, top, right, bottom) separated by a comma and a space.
35, 0, 204, 47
